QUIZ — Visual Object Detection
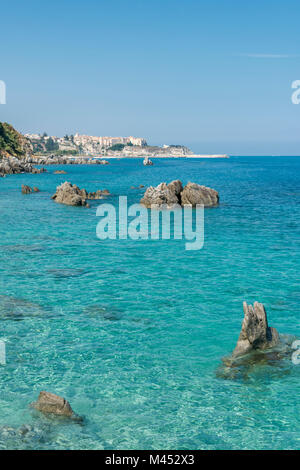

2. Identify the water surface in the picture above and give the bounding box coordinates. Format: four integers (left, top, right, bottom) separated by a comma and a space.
0, 156, 299, 449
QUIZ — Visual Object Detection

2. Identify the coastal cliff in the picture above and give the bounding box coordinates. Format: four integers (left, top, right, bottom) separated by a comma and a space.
0, 122, 47, 176
0, 122, 32, 160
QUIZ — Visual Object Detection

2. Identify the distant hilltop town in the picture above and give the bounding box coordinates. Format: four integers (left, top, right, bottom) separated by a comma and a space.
24, 132, 228, 159
25, 133, 147, 155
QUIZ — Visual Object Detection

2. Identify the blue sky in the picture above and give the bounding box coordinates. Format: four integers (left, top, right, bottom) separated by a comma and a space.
1, 0, 300, 155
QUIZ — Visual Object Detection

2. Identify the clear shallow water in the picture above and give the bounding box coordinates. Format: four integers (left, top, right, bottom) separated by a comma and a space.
0, 156, 299, 450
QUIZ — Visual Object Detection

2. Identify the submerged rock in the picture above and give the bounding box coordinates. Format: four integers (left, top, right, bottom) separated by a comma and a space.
84, 304, 123, 321
53, 170, 67, 174
47, 268, 88, 278
232, 301, 280, 359
31, 391, 80, 420
0, 295, 52, 319
0, 424, 50, 447
140, 180, 219, 208
51, 181, 110, 206
217, 334, 295, 381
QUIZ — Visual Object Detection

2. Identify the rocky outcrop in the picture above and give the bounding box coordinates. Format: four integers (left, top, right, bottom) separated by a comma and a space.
140, 182, 180, 208
0, 157, 47, 176
22, 185, 33, 194
140, 180, 219, 208
52, 181, 110, 207
181, 182, 219, 207
88, 189, 110, 200
21, 185, 40, 194
30, 155, 109, 165
0, 122, 32, 160
232, 302, 280, 358
51, 182, 88, 206
31, 391, 74, 418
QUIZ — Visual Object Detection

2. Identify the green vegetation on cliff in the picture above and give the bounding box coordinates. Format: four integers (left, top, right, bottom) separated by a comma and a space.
0, 122, 31, 159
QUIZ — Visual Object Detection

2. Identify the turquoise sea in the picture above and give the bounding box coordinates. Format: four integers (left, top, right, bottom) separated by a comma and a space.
0, 156, 299, 450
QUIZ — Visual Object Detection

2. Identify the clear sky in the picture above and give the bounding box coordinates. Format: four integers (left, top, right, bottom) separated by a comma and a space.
1, 0, 300, 155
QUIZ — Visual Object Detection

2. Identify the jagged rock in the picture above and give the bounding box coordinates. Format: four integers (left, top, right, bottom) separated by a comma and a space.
52, 181, 109, 207
232, 302, 280, 358
21, 185, 33, 194
140, 182, 179, 208
33, 187, 40, 192
167, 179, 183, 199
180, 182, 219, 207
51, 181, 88, 206
140, 180, 219, 208
88, 189, 110, 200
31, 391, 74, 417
0, 157, 46, 176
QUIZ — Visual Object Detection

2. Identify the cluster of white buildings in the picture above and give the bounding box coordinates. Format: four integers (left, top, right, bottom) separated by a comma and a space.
73, 134, 147, 153
25, 133, 147, 155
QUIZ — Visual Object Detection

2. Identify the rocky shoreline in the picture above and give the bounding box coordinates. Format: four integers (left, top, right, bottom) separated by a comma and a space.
0, 157, 47, 177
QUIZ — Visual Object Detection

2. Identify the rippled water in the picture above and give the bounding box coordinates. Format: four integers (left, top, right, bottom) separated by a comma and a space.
0, 157, 299, 450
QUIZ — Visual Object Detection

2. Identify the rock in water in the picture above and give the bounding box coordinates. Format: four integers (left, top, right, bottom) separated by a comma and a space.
232, 301, 280, 358
52, 181, 109, 206
140, 179, 219, 208
51, 181, 88, 206
180, 182, 219, 207
0, 294, 52, 319
31, 391, 74, 417
21, 185, 33, 194
167, 179, 183, 199
140, 182, 180, 208
88, 189, 110, 199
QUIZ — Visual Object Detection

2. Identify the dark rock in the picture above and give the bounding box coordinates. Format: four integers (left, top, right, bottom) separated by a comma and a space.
47, 268, 87, 278
84, 304, 123, 321
0, 294, 52, 319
